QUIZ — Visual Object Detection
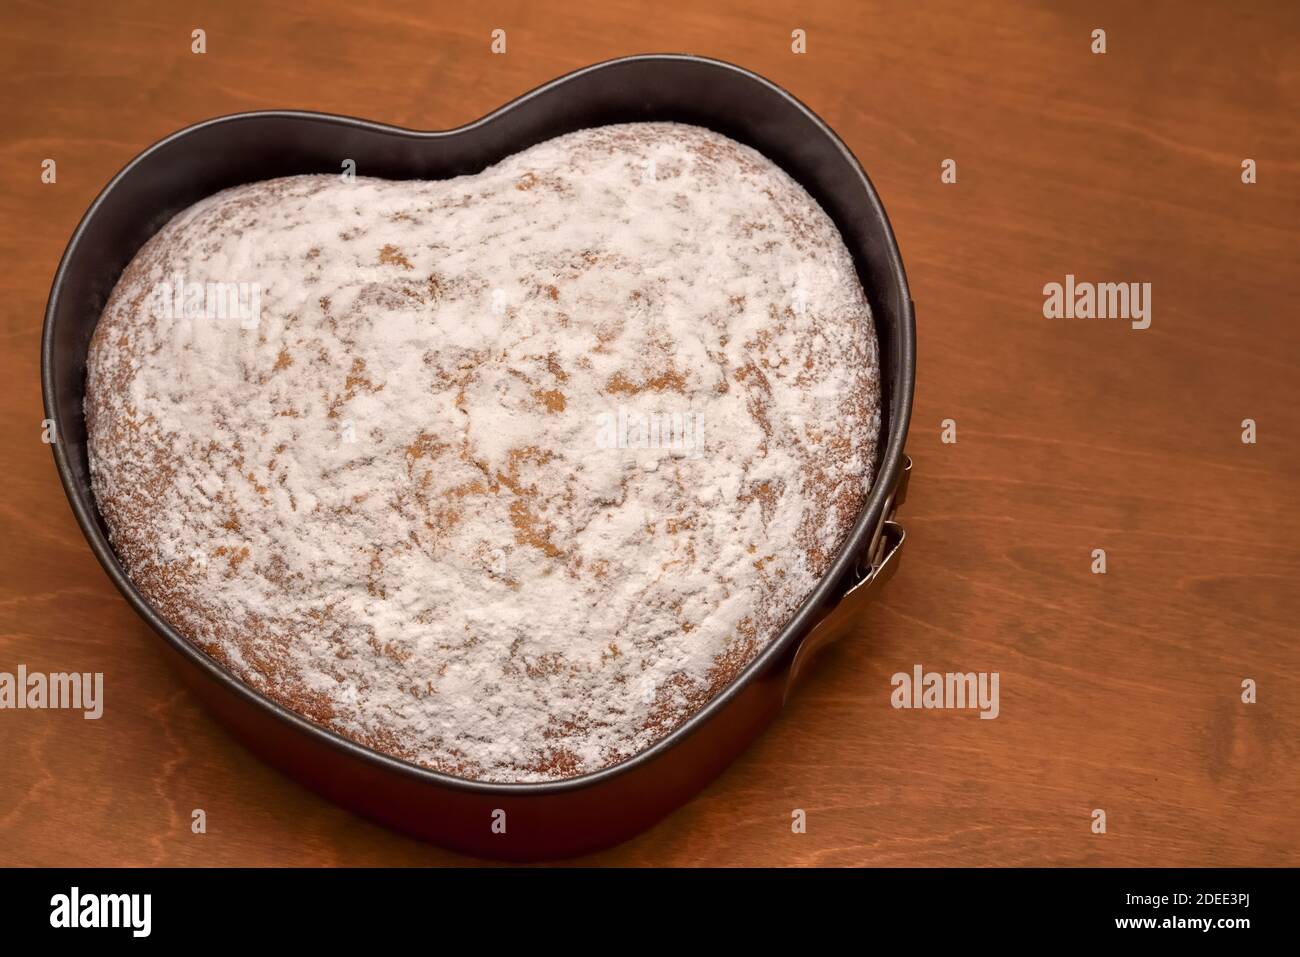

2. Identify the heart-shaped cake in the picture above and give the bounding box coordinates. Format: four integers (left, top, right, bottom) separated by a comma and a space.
85, 121, 881, 782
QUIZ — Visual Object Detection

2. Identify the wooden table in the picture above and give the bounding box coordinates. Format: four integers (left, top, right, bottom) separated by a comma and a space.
2, 0, 1296, 866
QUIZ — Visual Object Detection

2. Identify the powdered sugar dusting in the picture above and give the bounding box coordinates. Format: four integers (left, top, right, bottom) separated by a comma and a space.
85, 122, 881, 781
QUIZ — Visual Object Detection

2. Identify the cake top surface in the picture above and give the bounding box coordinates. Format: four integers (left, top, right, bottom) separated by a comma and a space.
86, 121, 881, 781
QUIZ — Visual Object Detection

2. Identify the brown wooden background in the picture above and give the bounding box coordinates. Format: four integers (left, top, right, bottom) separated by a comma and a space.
1, 0, 1296, 866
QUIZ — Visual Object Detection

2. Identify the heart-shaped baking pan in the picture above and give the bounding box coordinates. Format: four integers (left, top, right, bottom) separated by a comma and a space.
42, 53, 915, 860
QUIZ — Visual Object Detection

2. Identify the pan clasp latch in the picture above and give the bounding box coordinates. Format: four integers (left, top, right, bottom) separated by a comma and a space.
848, 452, 910, 598
785, 454, 910, 699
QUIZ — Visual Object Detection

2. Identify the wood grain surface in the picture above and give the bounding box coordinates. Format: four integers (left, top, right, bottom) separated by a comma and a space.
1, 0, 1297, 866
